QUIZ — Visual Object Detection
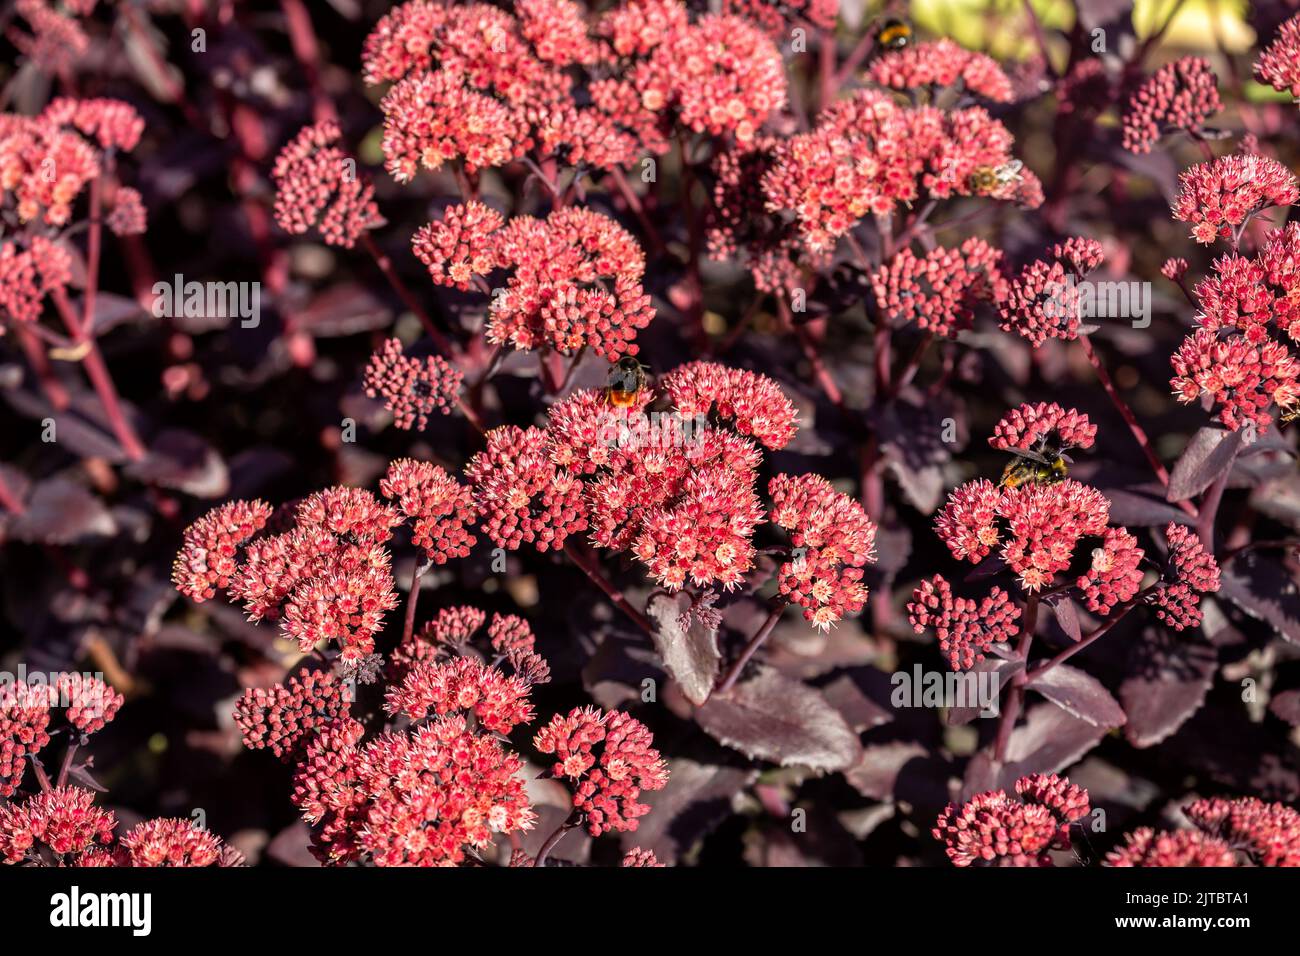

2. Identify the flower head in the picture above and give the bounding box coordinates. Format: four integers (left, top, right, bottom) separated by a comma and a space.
0, 682, 52, 796
1121, 57, 1222, 154
769, 473, 877, 628
997, 238, 1106, 346
1172, 153, 1299, 245
1076, 527, 1146, 615
1185, 796, 1300, 867
872, 238, 1006, 338
534, 707, 669, 836
1105, 828, 1237, 867
868, 39, 1014, 102
119, 818, 233, 867
0, 236, 73, 327
272, 121, 381, 248
657, 361, 798, 449
0, 787, 115, 864
233, 669, 349, 761
380, 458, 478, 564
908, 575, 1021, 670
171, 500, 274, 602
487, 207, 654, 361
363, 338, 465, 430
989, 402, 1096, 453
1255, 14, 1300, 99
384, 656, 534, 733
1152, 522, 1221, 630
412, 201, 503, 290
933, 790, 1057, 866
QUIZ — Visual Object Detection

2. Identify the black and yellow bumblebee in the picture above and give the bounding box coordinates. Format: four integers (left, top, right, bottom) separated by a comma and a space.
605, 356, 649, 408
876, 16, 913, 51
999, 434, 1072, 489
969, 160, 1024, 195
1282, 406, 1300, 426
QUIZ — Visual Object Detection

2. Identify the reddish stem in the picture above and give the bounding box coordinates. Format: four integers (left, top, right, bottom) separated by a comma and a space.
51, 291, 147, 461
1078, 335, 1195, 516
360, 233, 456, 356
563, 542, 653, 636
714, 601, 786, 696
993, 595, 1038, 764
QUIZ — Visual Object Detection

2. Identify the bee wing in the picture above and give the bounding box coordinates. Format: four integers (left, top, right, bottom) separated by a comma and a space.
1007, 447, 1051, 464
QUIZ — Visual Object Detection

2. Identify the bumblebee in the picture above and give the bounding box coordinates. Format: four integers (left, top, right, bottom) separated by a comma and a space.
999, 436, 1071, 489
1282, 406, 1300, 425
969, 160, 1024, 195
876, 16, 913, 51
605, 356, 648, 408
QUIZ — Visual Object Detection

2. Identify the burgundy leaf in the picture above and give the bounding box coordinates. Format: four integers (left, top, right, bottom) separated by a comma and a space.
1118, 636, 1216, 748
1218, 553, 1300, 644
125, 428, 230, 498
1167, 426, 1244, 502
646, 592, 721, 706
7, 477, 116, 544
1027, 663, 1126, 728
696, 666, 862, 771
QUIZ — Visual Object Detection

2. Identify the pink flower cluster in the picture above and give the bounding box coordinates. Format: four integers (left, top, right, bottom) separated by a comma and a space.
1255, 14, 1300, 98
412, 200, 504, 291
871, 237, 1006, 338
988, 402, 1097, 452
272, 120, 382, 248
0, 236, 72, 328
1172, 152, 1298, 245
1105, 828, 1237, 867
534, 706, 669, 836
769, 473, 877, 628
657, 360, 798, 449
908, 575, 1022, 670
466, 425, 589, 552
380, 458, 478, 564
486, 207, 654, 361
933, 773, 1090, 866
384, 656, 535, 733
868, 39, 1014, 103
935, 477, 1112, 590
762, 89, 1038, 255
1151, 522, 1221, 631
1076, 527, 1146, 615
0, 787, 238, 867
1185, 796, 1300, 867
233, 669, 350, 761
1171, 223, 1300, 430
363, 337, 465, 430
293, 714, 536, 866
176, 490, 405, 661
1121, 57, 1222, 154
997, 237, 1106, 346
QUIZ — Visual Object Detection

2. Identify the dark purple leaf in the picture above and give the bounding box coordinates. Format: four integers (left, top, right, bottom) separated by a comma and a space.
1119, 636, 1216, 748
1101, 487, 1196, 527
1269, 689, 1300, 726
696, 666, 862, 771
994, 704, 1108, 788
1046, 595, 1082, 642
1027, 664, 1126, 728
947, 656, 1024, 726
819, 671, 893, 732
646, 593, 721, 706
844, 741, 927, 800
620, 759, 758, 865
295, 282, 393, 337
125, 428, 229, 498
1219, 553, 1300, 644
7, 477, 116, 544
1167, 426, 1244, 502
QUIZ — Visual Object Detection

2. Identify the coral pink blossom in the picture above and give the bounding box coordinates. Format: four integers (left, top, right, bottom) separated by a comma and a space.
908, 575, 1021, 670
1121, 57, 1222, 154
1105, 828, 1237, 867
1172, 153, 1299, 245
534, 707, 668, 836
272, 121, 381, 248
363, 338, 465, 430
